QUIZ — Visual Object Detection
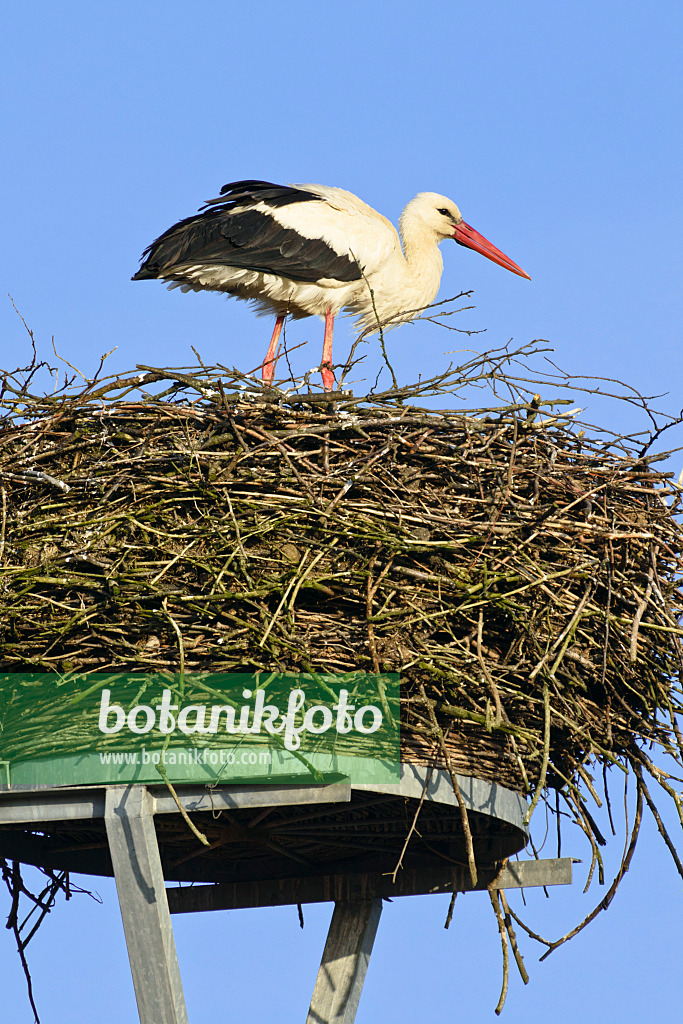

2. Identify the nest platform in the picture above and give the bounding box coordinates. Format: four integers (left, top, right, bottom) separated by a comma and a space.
0, 769, 527, 885
0, 363, 682, 884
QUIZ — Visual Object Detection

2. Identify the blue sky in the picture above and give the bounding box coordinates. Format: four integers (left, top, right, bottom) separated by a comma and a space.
1, 2, 682, 1021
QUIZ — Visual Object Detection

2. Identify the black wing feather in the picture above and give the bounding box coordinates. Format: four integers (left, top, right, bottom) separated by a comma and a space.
205, 180, 324, 209
133, 180, 363, 284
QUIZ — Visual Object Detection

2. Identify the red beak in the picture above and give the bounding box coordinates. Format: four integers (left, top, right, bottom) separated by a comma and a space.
453, 221, 531, 280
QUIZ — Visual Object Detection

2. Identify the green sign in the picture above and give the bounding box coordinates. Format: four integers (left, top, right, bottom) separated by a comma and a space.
0, 672, 400, 787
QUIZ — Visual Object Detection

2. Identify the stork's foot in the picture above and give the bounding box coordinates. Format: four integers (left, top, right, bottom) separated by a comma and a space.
321, 362, 336, 392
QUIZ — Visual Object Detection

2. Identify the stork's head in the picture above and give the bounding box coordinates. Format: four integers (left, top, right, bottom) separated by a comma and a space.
402, 192, 531, 280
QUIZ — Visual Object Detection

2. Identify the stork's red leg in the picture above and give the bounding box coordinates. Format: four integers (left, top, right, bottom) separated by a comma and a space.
321, 309, 335, 392
262, 315, 285, 383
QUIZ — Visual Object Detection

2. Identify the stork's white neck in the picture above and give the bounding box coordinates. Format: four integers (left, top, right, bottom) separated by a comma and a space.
397, 207, 445, 307
347, 193, 452, 332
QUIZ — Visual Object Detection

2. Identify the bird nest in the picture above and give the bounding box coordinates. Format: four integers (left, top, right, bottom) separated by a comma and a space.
1, 342, 683, 979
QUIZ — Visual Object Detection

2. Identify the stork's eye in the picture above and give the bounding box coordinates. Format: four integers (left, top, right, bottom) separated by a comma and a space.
437, 208, 451, 216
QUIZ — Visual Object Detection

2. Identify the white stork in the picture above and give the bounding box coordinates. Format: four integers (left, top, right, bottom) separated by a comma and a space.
133, 179, 530, 391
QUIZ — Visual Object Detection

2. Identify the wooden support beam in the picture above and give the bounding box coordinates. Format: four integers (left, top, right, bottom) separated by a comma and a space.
105, 786, 189, 1024
167, 858, 573, 914
306, 900, 382, 1024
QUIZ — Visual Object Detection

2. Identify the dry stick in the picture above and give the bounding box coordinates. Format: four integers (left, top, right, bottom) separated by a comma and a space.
577, 764, 602, 808
464, 417, 518, 577
537, 780, 644, 960
603, 763, 617, 836
391, 762, 434, 882
508, 779, 637, 958
4, 864, 42, 1024
504, 904, 554, 954
0, 485, 6, 564
366, 552, 395, 673
634, 743, 683, 827
443, 889, 457, 929
529, 581, 595, 681
631, 758, 683, 879
246, 424, 317, 499
366, 561, 381, 673
257, 548, 312, 647
287, 538, 340, 616
225, 492, 253, 585
667, 698, 683, 764
508, 732, 531, 793
149, 537, 199, 587
629, 544, 658, 663
498, 889, 529, 985
420, 684, 478, 888
523, 679, 550, 827
477, 609, 503, 727
354, 265, 399, 392
155, 764, 209, 847
488, 889, 510, 1015
159, 598, 210, 847
563, 790, 603, 891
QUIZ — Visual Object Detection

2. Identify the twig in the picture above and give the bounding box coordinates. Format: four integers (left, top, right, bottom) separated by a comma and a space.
421, 685, 478, 887
488, 889, 510, 1014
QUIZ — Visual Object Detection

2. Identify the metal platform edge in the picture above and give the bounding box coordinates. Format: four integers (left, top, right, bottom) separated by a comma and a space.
0, 765, 528, 831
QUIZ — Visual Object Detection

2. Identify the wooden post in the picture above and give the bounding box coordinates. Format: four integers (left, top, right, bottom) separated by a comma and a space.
104, 785, 189, 1024
306, 899, 383, 1024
